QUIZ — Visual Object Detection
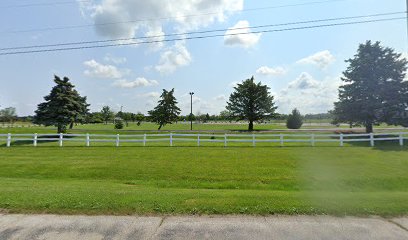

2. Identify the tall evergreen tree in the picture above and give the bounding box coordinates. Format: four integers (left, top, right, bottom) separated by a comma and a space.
226, 76, 277, 131
33, 75, 89, 133
333, 41, 408, 133
148, 88, 181, 130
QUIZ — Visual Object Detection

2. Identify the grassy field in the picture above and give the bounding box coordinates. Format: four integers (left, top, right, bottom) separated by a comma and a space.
0, 144, 408, 216
1, 122, 405, 135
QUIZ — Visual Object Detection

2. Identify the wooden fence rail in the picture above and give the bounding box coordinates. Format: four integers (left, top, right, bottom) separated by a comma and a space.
0, 132, 407, 147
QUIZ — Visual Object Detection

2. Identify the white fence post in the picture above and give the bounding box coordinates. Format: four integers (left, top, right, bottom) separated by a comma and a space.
280, 134, 283, 147
33, 133, 38, 147
170, 133, 173, 147
86, 133, 90, 147
399, 133, 404, 146
252, 134, 256, 147
340, 133, 344, 147
369, 133, 374, 147
59, 133, 63, 147
6, 133, 11, 147
224, 134, 227, 147
197, 134, 200, 147
143, 134, 146, 146
116, 134, 120, 147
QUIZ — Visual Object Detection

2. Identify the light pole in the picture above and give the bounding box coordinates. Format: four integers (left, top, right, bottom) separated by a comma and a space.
406, 0, 408, 48
189, 92, 194, 131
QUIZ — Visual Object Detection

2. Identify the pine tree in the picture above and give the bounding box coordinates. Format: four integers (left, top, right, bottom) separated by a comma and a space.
148, 88, 181, 130
226, 76, 277, 131
286, 109, 303, 129
33, 75, 89, 133
333, 41, 408, 133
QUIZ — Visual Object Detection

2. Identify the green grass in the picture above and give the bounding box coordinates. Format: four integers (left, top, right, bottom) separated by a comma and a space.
1, 122, 405, 136
0, 145, 408, 216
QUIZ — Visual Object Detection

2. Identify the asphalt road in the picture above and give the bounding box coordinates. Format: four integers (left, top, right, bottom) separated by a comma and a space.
0, 214, 407, 240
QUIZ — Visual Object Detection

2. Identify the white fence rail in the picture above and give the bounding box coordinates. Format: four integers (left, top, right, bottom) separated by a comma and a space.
0, 132, 407, 147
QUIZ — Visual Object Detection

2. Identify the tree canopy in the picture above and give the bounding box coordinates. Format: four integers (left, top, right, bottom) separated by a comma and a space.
148, 88, 181, 130
286, 109, 303, 129
333, 41, 408, 133
33, 75, 89, 133
0, 107, 17, 123
101, 106, 114, 125
226, 76, 277, 131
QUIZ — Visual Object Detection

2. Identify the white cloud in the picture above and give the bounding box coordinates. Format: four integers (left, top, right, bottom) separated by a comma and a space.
155, 42, 192, 74
288, 72, 320, 89
276, 73, 341, 114
141, 92, 161, 99
80, 1, 243, 75
297, 50, 335, 69
215, 95, 227, 101
113, 78, 159, 89
224, 20, 261, 48
83, 59, 127, 79
256, 66, 287, 77
82, 0, 243, 40
103, 54, 127, 64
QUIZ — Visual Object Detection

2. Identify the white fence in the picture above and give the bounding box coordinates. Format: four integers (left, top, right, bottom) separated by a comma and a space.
0, 132, 407, 147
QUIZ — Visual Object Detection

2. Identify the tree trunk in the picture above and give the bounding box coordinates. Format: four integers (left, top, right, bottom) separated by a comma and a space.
158, 124, 162, 130
365, 122, 373, 133
69, 121, 74, 129
57, 124, 66, 133
248, 120, 254, 131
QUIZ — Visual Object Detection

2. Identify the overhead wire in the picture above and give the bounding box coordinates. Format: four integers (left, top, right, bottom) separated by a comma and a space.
0, 16, 404, 56
0, 11, 404, 52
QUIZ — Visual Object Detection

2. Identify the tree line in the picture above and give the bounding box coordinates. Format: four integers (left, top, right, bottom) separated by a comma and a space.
2, 41, 407, 133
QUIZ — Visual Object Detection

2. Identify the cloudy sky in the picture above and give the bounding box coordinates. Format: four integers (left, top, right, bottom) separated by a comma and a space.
0, 0, 406, 116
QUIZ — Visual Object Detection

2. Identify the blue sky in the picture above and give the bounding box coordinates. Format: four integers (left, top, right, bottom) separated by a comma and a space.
0, 0, 406, 116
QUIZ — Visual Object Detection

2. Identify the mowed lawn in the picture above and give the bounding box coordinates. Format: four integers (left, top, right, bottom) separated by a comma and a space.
0, 145, 408, 216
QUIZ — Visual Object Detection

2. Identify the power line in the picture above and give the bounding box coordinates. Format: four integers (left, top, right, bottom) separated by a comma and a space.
1, 0, 348, 34
1, 11, 404, 51
0, 17, 404, 56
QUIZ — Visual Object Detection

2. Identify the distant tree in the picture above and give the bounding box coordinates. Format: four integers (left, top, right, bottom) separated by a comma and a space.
33, 76, 89, 133
205, 113, 211, 123
333, 41, 408, 133
86, 112, 104, 124
188, 113, 196, 122
219, 110, 232, 121
120, 112, 133, 127
286, 109, 303, 129
135, 112, 145, 126
226, 76, 277, 131
0, 107, 17, 124
148, 88, 181, 130
114, 120, 124, 129
101, 106, 114, 125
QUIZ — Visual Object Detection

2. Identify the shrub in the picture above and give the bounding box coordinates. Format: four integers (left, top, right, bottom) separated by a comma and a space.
286, 108, 303, 129
114, 120, 124, 129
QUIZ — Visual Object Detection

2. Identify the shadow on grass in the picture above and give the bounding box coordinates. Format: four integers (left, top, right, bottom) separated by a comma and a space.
342, 134, 408, 152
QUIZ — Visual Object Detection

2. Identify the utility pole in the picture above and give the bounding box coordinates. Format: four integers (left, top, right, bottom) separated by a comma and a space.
189, 92, 194, 131
406, 0, 408, 47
